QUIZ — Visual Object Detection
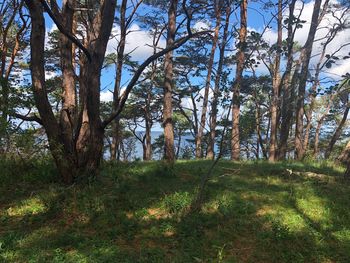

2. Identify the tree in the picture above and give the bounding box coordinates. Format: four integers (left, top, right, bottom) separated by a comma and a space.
277, 0, 299, 160
173, 111, 191, 159
0, 0, 29, 154
207, 1, 232, 160
295, 0, 329, 160
196, 0, 221, 159
124, 83, 161, 161
110, 0, 143, 161
163, 0, 178, 162
231, 0, 247, 160
324, 79, 350, 158
268, 0, 282, 162
25, 0, 210, 183
24, 0, 117, 184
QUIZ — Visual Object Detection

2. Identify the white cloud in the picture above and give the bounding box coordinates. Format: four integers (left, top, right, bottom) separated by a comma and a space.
100, 86, 127, 102
107, 23, 166, 61
261, 28, 278, 46
100, 90, 113, 102
45, 24, 58, 46
257, 0, 350, 79
193, 21, 211, 31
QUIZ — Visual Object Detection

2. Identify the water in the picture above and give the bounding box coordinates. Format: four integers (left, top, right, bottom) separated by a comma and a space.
106, 131, 195, 160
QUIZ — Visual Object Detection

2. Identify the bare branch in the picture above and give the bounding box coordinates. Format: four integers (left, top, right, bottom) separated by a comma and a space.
13, 113, 43, 125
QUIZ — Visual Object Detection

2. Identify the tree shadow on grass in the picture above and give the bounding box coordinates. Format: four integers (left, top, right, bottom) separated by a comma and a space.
1, 160, 350, 262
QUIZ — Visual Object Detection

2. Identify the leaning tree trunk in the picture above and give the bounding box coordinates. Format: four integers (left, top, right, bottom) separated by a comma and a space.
295, 0, 323, 160
337, 140, 350, 164
344, 164, 350, 179
231, 0, 247, 161
324, 105, 350, 159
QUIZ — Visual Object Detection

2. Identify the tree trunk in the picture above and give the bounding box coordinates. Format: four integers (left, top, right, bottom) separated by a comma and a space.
278, 62, 299, 159
163, 0, 178, 162
196, 0, 221, 159
111, 0, 127, 161
253, 90, 268, 159
313, 98, 332, 158
176, 131, 182, 159
144, 91, 152, 161
59, 0, 77, 158
277, 0, 297, 160
207, 4, 231, 160
268, 0, 282, 162
25, 0, 116, 184
145, 128, 152, 161
344, 164, 350, 179
313, 120, 322, 157
337, 140, 350, 164
324, 105, 350, 159
295, 0, 322, 160
231, 0, 247, 161
25, 0, 74, 184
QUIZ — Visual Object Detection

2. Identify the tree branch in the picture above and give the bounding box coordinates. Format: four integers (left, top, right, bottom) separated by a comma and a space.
39, 0, 91, 62
14, 113, 43, 125
102, 29, 212, 128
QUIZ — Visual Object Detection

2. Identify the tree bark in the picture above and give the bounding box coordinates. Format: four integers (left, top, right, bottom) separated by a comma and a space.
268, 0, 282, 162
111, 0, 127, 161
207, 4, 231, 160
324, 105, 350, 159
163, 0, 178, 162
196, 0, 221, 159
25, 0, 116, 184
305, 10, 343, 155
278, 62, 299, 159
277, 0, 297, 160
59, 0, 77, 157
313, 96, 333, 157
144, 91, 152, 161
25, 0, 73, 183
231, 0, 247, 161
295, 0, 322, 160
253, 90, 268, 159
337, 140, 350, 164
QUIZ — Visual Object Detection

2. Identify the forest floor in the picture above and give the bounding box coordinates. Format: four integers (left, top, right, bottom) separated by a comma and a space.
1, 159, 350, 262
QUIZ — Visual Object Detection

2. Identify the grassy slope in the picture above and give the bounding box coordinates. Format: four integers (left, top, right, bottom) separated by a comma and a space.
1, 159, 350, 262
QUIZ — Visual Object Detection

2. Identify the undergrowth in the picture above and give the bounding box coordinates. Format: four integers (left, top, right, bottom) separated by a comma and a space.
0, 159, 349, 262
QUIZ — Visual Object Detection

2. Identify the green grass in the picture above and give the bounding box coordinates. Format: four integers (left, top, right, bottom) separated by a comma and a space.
1, 159, 350, 262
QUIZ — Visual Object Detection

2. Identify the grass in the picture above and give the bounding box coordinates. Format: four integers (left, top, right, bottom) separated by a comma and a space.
1, 158, 350, 262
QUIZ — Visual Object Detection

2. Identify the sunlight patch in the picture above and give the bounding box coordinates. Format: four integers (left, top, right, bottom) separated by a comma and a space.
17, 226, 57, 248
6, 197, 46, 217
332, 229, 350, 243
